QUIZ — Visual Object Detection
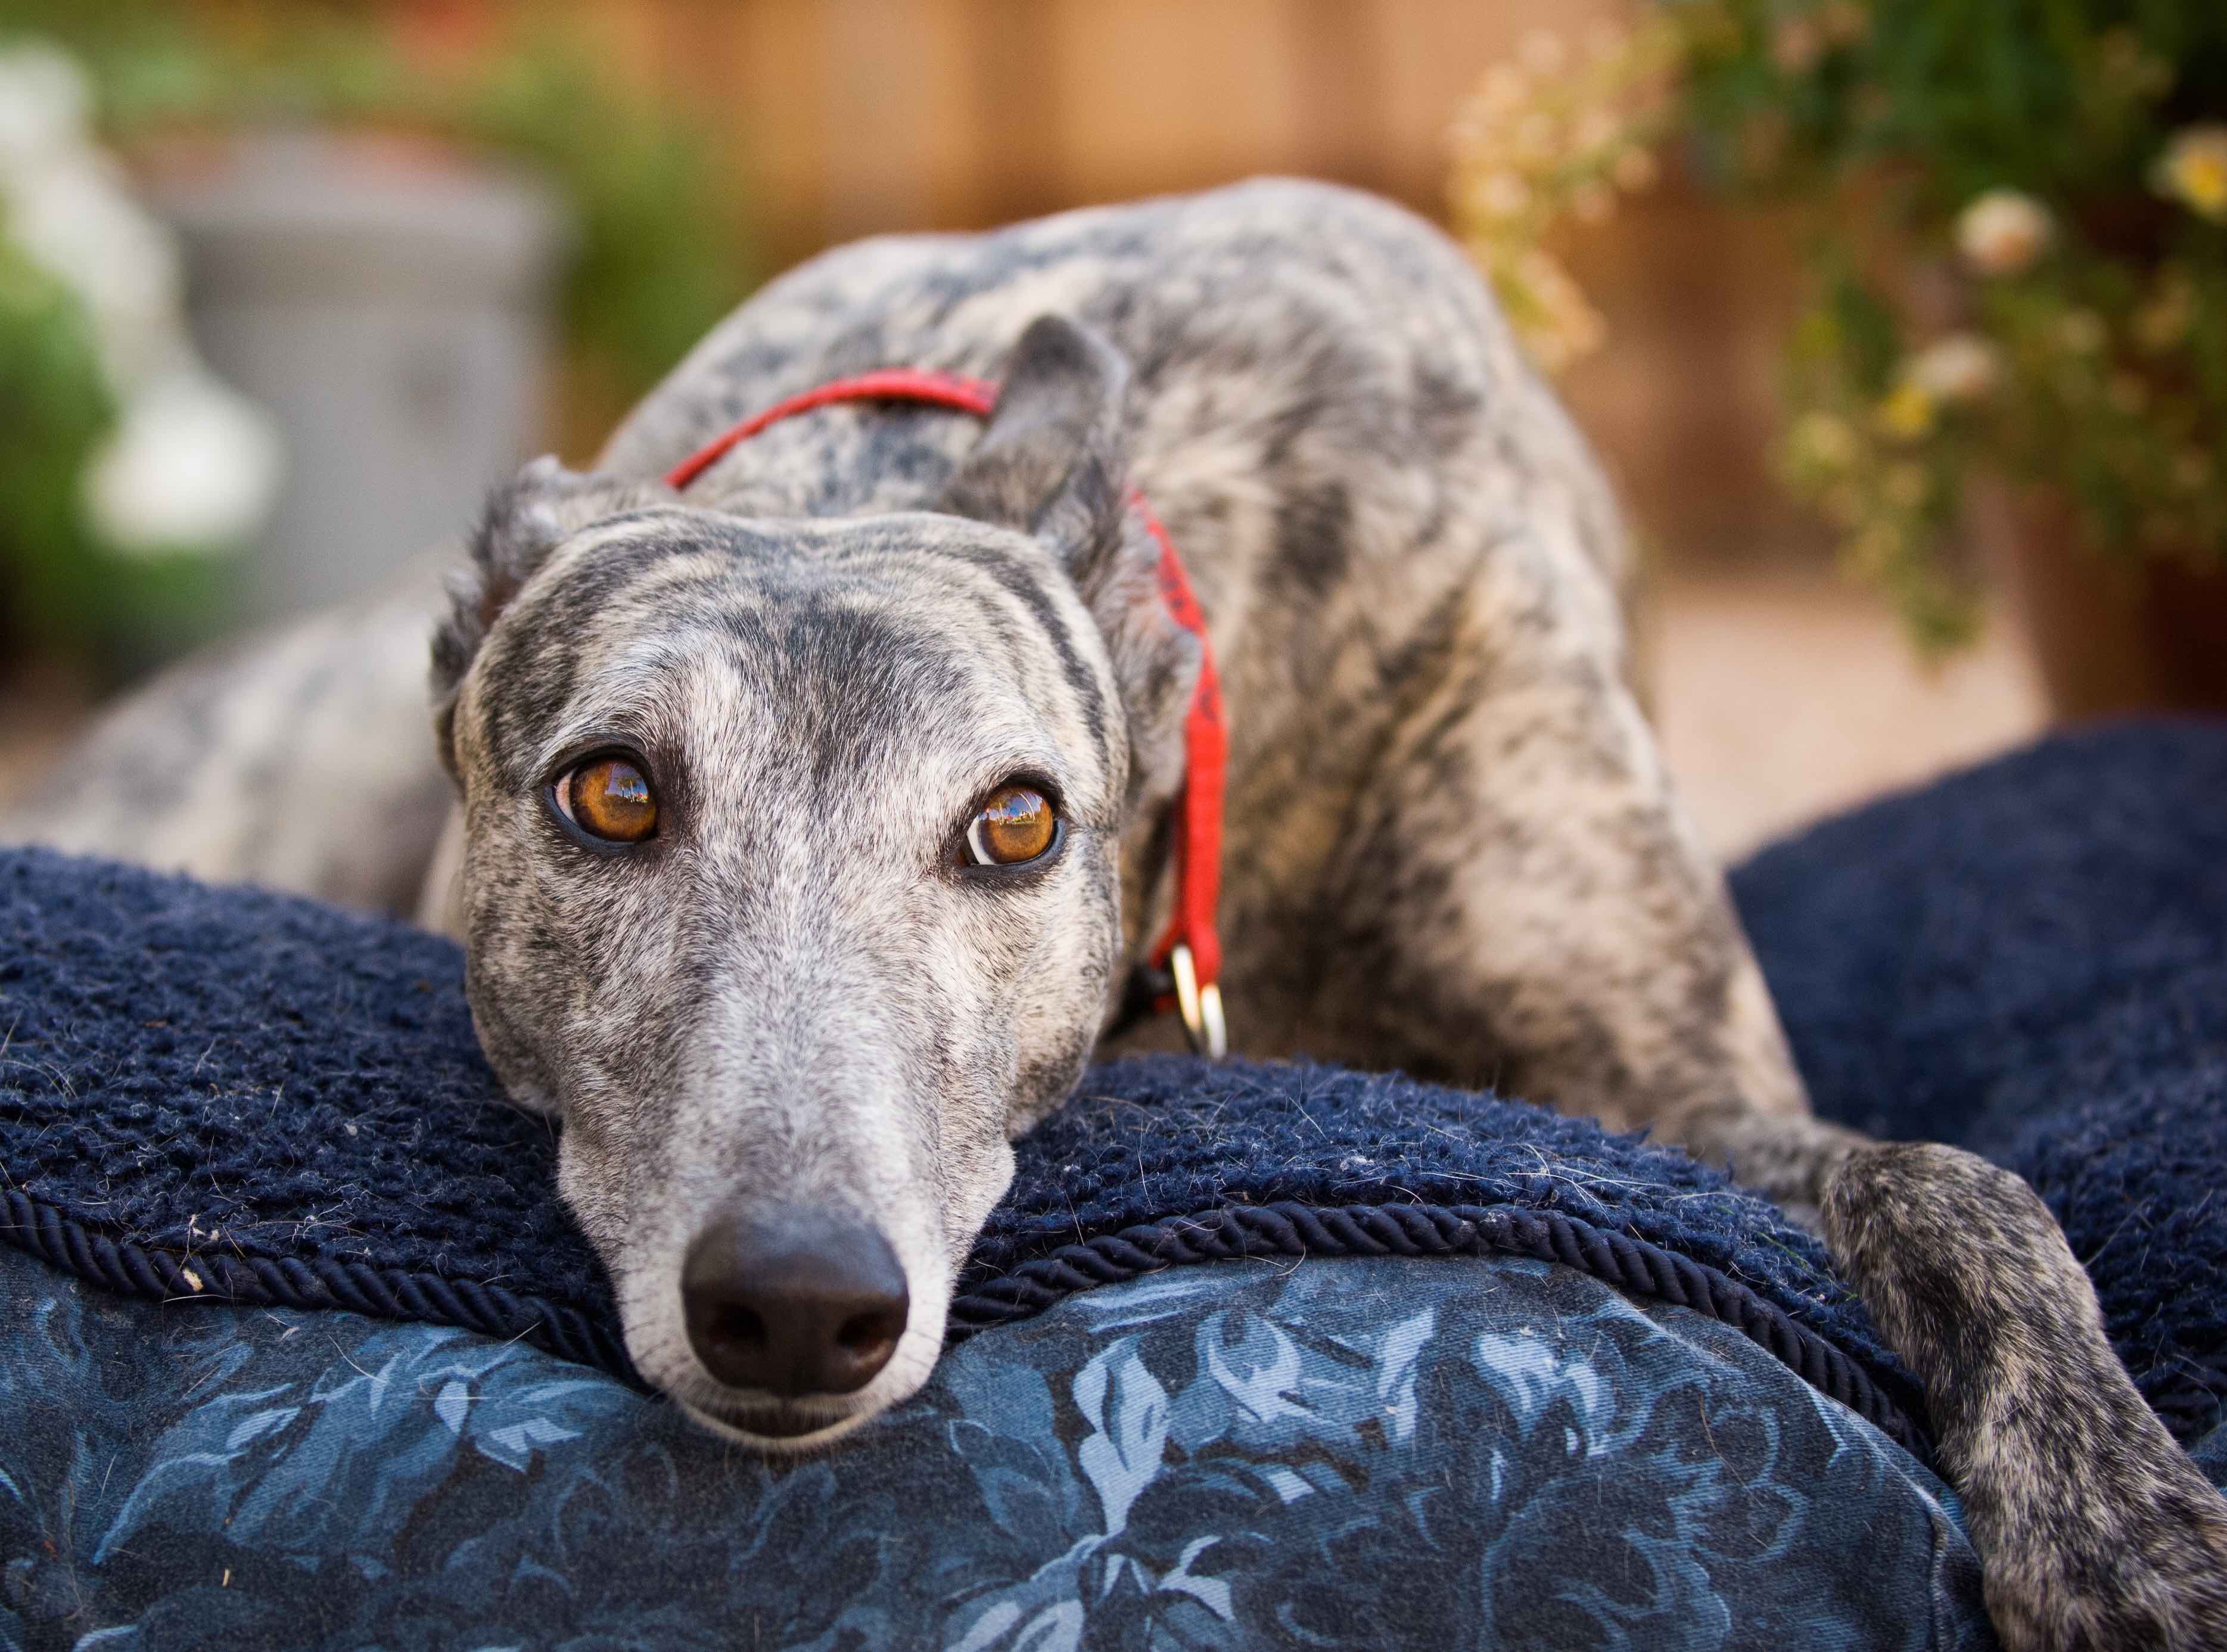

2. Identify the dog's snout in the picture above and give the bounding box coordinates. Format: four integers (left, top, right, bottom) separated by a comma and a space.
681, 1205, 911, 1398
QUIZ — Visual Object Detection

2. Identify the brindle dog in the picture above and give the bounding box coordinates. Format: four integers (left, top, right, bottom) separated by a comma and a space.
10, 181, 2223, 1650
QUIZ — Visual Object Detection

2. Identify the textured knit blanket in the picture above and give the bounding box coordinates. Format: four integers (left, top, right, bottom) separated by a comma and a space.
1735, 719, 2227, 1443
0, 857, 1921, 1453
5, 718, 2226, 1461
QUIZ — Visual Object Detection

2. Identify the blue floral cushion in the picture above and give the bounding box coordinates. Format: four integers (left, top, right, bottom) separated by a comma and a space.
0, 839, 1961, 1647
0, 1242, 1999, 1651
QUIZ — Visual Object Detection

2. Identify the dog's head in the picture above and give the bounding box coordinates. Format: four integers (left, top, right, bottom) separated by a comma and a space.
430, 317, 1196, 1446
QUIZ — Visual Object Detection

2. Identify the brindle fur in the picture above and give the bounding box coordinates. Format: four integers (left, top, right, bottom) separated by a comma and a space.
7, 181, 2220, 1650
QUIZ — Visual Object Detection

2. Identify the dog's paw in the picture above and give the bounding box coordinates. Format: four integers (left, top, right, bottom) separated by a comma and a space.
1820, 1140, 2073, 1341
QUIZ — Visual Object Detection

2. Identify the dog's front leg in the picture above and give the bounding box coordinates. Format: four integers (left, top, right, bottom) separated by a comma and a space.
1304, 567, 1856, 1209
1827, 1144, 2227, 1651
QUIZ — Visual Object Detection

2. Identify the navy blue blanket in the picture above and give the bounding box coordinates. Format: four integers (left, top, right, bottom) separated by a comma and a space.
1735, 719, 2227, 1442
4, 718, 2226, 1454
0, 849, 1920, 1453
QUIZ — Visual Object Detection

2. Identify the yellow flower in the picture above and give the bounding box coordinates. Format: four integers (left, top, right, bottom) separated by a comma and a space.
1955, 190, 2052, 277
2155, 125, 2227, 223
1875, 381, 1936, 441
1510, 247, 1606, 369
1788, 410, 1860, 475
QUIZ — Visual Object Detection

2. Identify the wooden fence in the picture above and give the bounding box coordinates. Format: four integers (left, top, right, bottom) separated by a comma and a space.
373, 0, 1816, 562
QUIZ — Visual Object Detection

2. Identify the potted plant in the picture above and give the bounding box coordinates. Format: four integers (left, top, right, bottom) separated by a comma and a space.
1452, 0, 2227, 716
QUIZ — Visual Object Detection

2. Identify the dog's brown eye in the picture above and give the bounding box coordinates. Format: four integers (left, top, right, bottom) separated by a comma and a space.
966, 785, 1056, 867
562, 756, 658, 844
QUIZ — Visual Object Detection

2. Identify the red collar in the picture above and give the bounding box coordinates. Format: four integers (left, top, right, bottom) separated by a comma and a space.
663, 369, 1228, 1057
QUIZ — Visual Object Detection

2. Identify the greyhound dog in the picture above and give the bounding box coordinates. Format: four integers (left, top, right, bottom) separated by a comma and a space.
9, 180, 2223, 1649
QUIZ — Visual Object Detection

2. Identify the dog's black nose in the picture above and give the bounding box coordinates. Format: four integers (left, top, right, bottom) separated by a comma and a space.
681, 1205, 910, 1398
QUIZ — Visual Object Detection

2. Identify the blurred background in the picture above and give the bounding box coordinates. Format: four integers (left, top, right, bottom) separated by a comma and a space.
1, 0, 2220, 858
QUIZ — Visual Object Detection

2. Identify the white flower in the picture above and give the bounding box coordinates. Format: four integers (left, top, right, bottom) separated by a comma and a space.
1956, 190, 2052, 277
2, 151, 186, 390
1787, 411, 1860, 474
0, 42, 91, 173
85, 372, 283, 556
1513, 111, 1559, 163
1, 39, 285, 561
1906, 334, 2001, 404
1582, 20, 1628, 61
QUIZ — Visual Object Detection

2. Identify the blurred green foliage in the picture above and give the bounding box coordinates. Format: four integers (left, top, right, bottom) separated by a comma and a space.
0, 233, 235, 676
1678, 0, 2227, 648
1459, 0, 2226, 649
0, 239, 114, 652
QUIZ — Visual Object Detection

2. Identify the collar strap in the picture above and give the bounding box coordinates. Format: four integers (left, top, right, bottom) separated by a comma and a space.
662, 369, 1229, 1057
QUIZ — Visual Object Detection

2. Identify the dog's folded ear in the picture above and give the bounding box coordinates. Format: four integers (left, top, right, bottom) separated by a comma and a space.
940, 315, 1131, 596
944, 314, 1199, 809
430, 456, 676, 774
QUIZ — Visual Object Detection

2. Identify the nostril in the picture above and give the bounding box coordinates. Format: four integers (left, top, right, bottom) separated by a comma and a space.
836, 1310, 897, 1353
833, 1305, 905, 1373
710, 1302, 768, 1351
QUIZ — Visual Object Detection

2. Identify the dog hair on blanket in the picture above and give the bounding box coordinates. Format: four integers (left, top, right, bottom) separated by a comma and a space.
8, 180, 2223, 1650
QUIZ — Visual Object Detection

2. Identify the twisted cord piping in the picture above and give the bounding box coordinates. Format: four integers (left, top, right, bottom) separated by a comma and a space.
1, 1186, 1928, 1459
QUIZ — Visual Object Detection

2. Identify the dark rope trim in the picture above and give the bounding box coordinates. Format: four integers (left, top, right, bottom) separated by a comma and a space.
0, 1187, 645, 1390
0, 1186, 1930, 1463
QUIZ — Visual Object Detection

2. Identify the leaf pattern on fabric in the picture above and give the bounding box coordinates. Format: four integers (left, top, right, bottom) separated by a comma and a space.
0, 1245, 2020, 1651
